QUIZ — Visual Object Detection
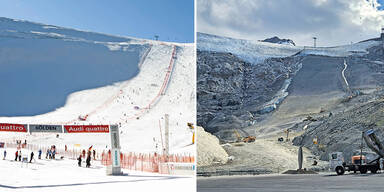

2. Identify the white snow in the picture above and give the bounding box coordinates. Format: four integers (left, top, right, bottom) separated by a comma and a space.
0, 17, 195, 190
300, 40, 381, 57
42, 25, 59, 29
0, 152, 195, 192
30, 31, 66, 38
197, 32, 302, 64
197, 32, 381, 64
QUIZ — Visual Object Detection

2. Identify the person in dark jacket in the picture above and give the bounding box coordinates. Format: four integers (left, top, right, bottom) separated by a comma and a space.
93, 150, 96, 160
29, 152, 34, 163
38, 149, 42, 159
52, 150, 56, 159
86, 154, 91, 168
77, 155, 82, 167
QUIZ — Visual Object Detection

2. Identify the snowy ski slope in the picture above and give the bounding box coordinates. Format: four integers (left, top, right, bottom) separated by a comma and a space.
0, 17, 196, 155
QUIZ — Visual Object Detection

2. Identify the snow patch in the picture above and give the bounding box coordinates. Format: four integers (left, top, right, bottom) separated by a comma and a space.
30, 31, 66, 38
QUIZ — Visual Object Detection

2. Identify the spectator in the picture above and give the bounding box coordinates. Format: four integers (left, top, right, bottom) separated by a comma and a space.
86, 154, 91, 168
52, 150, 56, 159
48, 149, 52, 159
29, 151, 34, 163
38, 149, 42, 159
77, 155, 82, 167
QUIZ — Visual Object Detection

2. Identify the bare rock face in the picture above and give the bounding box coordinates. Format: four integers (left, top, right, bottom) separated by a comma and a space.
197, 50, 301, 140
197, 126, 228, 167
261, 36, 296, 46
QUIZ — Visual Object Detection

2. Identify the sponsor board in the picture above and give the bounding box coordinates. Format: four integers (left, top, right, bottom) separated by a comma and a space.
29, 124, 63, 133
64, 125, 109, 133
110, 125, 121, 175
0, 123, 28, 132
159, 163, 195, 175
110, 125, 120, 149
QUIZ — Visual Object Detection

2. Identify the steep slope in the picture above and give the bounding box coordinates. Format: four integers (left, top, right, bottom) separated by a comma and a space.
0, 18, 195, 154
0, 17, 150, 116
292, 44, 384, 162
197, 32, 381, 140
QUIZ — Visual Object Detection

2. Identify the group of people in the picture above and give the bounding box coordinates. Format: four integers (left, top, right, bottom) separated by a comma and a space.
77, 147, 96, 168
13, 150, 35, 163
46, 145, 57, 159
3, 141, 100, 169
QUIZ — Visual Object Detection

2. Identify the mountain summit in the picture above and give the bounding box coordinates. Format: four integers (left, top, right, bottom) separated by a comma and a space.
261, 36, 296, 46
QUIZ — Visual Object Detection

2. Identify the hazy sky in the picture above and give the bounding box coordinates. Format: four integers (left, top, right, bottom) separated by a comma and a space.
0, 0, 194, 43
197, 0, 384, 46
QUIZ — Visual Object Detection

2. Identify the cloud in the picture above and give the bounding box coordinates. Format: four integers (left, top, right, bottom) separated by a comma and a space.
197, 0, 384, 46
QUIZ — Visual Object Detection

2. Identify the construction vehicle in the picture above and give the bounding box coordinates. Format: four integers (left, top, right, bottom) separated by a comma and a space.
234, 130, 256, 143
330, 129, 383, 175
243, 136, 256, 143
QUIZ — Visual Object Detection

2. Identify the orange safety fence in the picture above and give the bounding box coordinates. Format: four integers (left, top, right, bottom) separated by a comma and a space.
101, 151, 194, 174
2, 141, 194, 174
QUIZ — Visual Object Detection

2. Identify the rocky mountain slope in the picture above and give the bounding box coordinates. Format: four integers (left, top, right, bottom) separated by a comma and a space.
197, 50, 302, 141
261, 36, 296, 46
293, 44, 384, 162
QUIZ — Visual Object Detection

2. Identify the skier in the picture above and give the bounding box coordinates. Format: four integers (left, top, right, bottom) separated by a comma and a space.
3, 150, 6, 160
46, 149, 49, 159
38, 149, 42, 159
86, 154, 91, 168
15, 151, 18, 161
29, 151, 34, 163
77, 155, 82, 167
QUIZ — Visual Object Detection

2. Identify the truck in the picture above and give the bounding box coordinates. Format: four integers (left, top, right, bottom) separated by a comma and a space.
329, 129, 383, 175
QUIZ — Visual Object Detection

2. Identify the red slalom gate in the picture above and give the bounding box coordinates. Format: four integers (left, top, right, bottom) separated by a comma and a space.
101, 151, 194, 174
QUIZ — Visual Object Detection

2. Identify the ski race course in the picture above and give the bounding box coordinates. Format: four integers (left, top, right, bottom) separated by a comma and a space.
0, 17, 196, 191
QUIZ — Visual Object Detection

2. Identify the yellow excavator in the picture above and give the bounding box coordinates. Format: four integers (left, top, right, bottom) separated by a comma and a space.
234, 130, 256, 143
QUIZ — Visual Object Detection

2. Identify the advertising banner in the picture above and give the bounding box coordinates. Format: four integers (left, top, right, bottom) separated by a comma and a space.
0, 123, 28, 132
110, 125, 120, 149
64, 125, 109, 133
29, 124, 63, 133
110, 125, 121, 175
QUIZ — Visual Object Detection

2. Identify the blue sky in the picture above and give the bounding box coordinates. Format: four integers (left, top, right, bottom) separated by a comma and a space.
0, 0, 194, 43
